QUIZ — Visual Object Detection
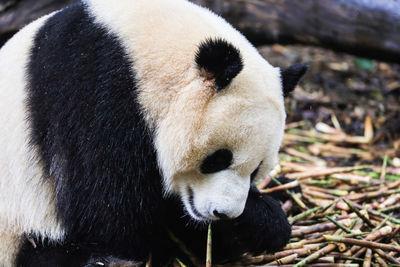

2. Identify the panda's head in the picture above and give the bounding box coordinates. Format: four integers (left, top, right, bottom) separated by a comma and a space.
153, 38, 306, 221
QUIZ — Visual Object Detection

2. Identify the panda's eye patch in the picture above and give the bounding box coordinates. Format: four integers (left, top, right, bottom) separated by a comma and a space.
250, 161, 262, 182
200, 149, 233, 174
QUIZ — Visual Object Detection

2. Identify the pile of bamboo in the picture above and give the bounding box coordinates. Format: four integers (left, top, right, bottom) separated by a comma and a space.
240, 117, 400, 267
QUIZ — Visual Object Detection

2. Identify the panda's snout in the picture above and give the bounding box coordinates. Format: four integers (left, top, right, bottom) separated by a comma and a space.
185, 185, 248, 221
208, 200, 246, 220
181, 169, 250, 221
211, 208, 241, 220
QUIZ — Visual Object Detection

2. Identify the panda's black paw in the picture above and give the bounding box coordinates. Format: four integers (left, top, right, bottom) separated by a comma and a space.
233, 186, 291, 254
166, 186, 291, 264
84, 256, 141, 267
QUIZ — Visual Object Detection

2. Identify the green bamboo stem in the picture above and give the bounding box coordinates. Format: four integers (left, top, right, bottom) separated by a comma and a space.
380, 203, 400, 213
371, 212, 393, 232
206, 224, 212, 267
341, 198, 375, 227
325, 216, 353, 234
289, 207, 321, 224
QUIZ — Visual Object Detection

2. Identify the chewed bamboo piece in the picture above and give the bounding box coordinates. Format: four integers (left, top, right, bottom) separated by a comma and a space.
206, 224, 212, 267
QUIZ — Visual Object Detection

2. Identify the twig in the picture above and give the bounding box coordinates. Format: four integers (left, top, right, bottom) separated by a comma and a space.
270, 176, 308, 210
371, 212, 393, 232
362, 249, 372, 267
264, 253, 298, 266
341, 198, 375, 228
349, 200, 400, 224
374, 253, 388, 267
260, 180, 299, 194
374, 248, 400, 265
206, 224, 212, 267
286, 165, 371, 180
291, 219, 352, 237
289, 207, 322, 224
325, 216, 352, 234
380, 203, 400, 213
380, 154, 388, 188
293, 243, 337, 267
323, 235, 400, 252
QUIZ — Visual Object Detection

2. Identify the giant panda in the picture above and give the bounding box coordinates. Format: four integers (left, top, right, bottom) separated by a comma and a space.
0, 0, 307, 266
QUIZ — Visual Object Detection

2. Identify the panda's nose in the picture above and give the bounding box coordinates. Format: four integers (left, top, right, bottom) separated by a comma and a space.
213, 209, 229, 220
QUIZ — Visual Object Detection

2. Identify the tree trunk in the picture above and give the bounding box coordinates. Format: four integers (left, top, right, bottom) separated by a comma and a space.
192, 0, 400, 63
1, 0, 399, 62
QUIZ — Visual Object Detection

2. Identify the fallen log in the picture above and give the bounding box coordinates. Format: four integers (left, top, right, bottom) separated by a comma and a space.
1, 0, 400, 62
192, 0, 400, 63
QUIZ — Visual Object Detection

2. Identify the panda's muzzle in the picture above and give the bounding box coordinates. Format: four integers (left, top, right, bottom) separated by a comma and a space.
187, 187, 209, 220
183, 169, 250, 221
187, 186, 233, 220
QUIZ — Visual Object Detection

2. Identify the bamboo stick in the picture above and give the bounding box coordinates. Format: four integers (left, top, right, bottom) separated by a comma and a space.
380, 203, 400, 213
341, 198, 375, 228
347, 201, 400, 225
293, 243, 337, 267
281, 199, 293, 214
323, 235, 400, 252
286, 166, 371, 180
380, 154, 388, 188
206, 224, 212, 267
374, 248, 400, 265
241, 245, 321, 265
373, 253, 388, 267
283, 240, 305, 250
270, 176, 308, 210
291, 219, 352, 237
260, 180, 299, 194
285, 147, 326, 166
325, 216, 353, 234
362, 249, 372, 267
264, 253, 298, 266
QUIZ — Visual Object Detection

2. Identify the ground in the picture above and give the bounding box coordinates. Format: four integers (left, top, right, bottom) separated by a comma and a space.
226, 44, 400, 267
182, 45, 400, 267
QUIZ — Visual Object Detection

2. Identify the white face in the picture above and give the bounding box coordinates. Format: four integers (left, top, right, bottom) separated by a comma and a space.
167, 92, 286, 221
151, 48, 287, 221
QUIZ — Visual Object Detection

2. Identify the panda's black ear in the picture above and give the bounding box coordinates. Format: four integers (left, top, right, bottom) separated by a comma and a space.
195, 38, 243, 91
280, 63, 308, 97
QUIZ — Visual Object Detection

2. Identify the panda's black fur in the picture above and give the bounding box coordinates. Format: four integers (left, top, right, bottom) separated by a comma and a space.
195, 38, 243, 91
24, 1, 169, 263
5, 1, 307, 266
18, 186, 292, 266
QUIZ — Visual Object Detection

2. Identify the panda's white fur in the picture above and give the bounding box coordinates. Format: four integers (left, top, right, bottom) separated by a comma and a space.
0, 13, 64, 265
0, 0, 289, 265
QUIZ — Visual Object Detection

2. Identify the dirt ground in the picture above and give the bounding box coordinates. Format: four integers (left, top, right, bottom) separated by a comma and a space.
260, 44, 400, 161
224, 45, 400, 266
